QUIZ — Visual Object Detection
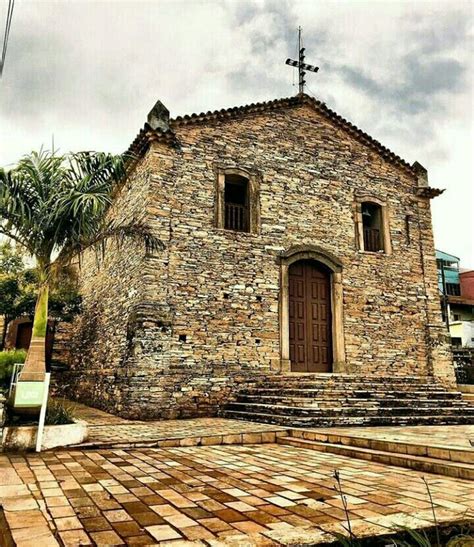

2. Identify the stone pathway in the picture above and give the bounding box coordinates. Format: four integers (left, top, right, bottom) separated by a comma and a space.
1, 401, 473, 545
311, 425, 474, 450
84, 420, 285, 448
63, 400, 287, 449
62, 401, 136, 426
1, 443, 473, 546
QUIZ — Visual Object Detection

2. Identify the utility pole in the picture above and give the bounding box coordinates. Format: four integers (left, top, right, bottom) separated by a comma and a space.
440, 262, 450, 332
0, 0, 15, 77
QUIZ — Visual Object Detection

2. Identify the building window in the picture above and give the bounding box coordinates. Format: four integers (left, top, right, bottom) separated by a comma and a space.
451, 337, 462, 347
436, 258, 459, 271
452, 313, 461, 321
354, 197, 391, 254
215, 167, 260, 234
446, 283, 461, 296
224, 174, 249, 232
361, 202, 384, 252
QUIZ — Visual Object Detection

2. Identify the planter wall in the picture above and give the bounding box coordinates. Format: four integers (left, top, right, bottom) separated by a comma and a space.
1, 419, 87, 451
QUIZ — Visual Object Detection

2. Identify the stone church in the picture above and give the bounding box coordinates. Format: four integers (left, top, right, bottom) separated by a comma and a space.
62, 92, 465, 423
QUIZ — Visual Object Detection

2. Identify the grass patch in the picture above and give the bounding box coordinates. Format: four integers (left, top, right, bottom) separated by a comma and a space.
6, 398, 75, 427
45, 398, 75, 425
0, 349, 26, 388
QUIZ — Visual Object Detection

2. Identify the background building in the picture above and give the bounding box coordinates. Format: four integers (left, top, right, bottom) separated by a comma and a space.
436, 250, 474, 347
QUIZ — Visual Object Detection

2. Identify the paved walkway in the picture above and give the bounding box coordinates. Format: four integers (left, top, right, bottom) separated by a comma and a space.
63, 400, 287, 449
64, 400, 474, 453
312, 425, 474, 450
3, 401, 469, 544
1, 443, 473, 546
63, 401, 137, 426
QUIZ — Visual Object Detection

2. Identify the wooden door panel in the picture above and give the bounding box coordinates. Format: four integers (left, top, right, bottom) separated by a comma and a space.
296, 302, 304, 319
16, 323, 32, 350
289, 260, 332, 372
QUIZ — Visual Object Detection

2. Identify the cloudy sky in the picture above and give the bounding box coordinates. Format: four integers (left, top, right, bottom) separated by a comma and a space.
1, 0, 473, 266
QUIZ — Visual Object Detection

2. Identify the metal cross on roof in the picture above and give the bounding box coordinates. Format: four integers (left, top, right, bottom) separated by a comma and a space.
285, 27, 319, 94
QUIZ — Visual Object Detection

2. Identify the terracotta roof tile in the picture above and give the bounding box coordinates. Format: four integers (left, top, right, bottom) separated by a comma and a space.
125, 123, 179, 170
125, 93, 417, 174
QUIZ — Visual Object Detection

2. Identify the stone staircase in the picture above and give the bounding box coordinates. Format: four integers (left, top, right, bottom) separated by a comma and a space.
222, 374, 474, 427
277, 429, 474, 480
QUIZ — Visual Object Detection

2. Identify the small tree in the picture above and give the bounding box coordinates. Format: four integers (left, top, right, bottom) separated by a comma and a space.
0, 149, 160, 382
0, 240, 25, 275
0, 251, 82, 350
0, 275, 20, 349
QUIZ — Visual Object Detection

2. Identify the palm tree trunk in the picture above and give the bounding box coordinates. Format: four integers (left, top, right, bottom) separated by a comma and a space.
20, 282, 49, 381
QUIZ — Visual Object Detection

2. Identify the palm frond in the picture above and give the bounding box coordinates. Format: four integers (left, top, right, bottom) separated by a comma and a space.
0, 149, 66, 259
48, 152, 127, 247
54, 222, 163, 269
2, 148, 150, 276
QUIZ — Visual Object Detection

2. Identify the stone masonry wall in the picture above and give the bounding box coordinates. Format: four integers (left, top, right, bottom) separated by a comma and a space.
63, 100, 454, 418
62, 158, 152, 412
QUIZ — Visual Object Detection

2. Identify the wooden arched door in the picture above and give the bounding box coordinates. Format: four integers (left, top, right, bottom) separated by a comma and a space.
289, 260, 332, 372
16, 322, 32, 350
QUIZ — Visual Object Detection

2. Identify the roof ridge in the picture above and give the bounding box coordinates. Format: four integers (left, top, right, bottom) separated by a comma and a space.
170, 95, 301, 124
126, 93, 422, 175
168, 93, 414, 172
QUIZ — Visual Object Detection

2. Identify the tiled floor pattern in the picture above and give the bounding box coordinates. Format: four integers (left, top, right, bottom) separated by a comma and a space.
63, 400, 286, 448
310, 425, 474, 450
61, 401, 136, 426
1, 443, 473, 546
84, 420, 286, 447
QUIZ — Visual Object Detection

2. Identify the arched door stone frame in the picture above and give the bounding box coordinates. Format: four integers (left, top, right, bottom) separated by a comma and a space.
279, 245, 346, 373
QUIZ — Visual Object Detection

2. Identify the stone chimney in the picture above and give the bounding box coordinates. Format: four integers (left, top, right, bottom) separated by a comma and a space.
147, 100, 170, 132
412, 161, 428, 188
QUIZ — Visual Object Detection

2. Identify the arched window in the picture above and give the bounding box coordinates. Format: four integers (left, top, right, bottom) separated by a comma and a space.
224, 174, 249, 232
354, 196, 392, 254
215, 167, 260, 234
361, 202, 383, 252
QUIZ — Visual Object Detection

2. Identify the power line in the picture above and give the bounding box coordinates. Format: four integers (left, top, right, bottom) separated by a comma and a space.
0, 0, 15, 77
1, 0, 14, 73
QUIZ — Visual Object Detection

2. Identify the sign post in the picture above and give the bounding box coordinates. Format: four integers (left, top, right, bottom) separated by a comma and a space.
35, 373, 51, 453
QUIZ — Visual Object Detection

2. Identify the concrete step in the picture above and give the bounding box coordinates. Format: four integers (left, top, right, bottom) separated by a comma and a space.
236, 395, 467, 407
289, 430, 474, 464
239, 389, 461, 399
225, 402, 474, 418
259, 374, 429, 383
224, 375, 471, 428
277, 436, 474, 481
243, 381, 449, 391
222, 409, 474, 427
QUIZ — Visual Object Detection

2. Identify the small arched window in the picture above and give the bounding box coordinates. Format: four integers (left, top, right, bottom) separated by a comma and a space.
354, 196, 391, 254
361, 202, 383, 252
224, 174, 249, 232
215, 168, 260, 234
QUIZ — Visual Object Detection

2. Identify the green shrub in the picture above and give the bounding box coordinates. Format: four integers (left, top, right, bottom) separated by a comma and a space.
0, 349, 26, 387
45, 398, 75, 425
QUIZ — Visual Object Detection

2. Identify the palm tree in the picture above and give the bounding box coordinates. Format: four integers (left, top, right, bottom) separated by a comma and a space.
0, 149, 160, 385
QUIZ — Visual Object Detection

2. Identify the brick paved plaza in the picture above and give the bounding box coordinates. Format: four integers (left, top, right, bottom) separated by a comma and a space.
1, 413, 473, 546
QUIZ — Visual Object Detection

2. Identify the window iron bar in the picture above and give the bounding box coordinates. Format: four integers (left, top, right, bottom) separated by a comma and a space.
363, 227, 381, 252
225, 202, 248, 232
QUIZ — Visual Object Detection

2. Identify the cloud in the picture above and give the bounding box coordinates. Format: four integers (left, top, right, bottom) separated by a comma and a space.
335, 55, 466, 116
0, 0, 472, 266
